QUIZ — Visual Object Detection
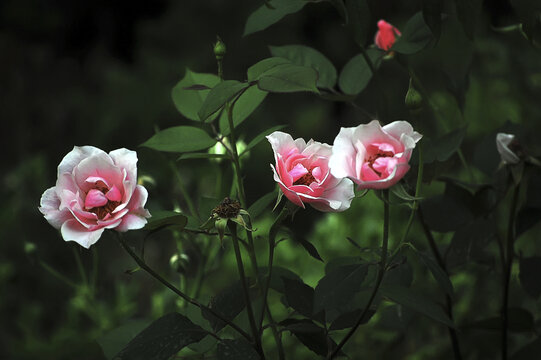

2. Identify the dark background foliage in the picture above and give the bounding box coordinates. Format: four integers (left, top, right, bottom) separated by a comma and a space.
2, 0, 541, 359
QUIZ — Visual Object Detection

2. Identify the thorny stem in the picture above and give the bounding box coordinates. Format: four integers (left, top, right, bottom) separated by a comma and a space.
417, 208, 462, 360
228, 223, 264, 358
328, 190, 390, 359
116, 233, 252, 343
502, 184, 520, 360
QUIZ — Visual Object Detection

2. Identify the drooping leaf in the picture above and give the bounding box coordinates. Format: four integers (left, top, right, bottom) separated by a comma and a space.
218, 86, 268, 136
392, 12, 434, 54
314, 263, 368, 313
510, 0, 541, 47
115, 313, 208, 360
247, 57, 291, 81
345, 0, 371, 46
198, 81, 250, 122
455, 0, 483, 39
171, 69, 220, 121
143, 210, 188, 231
282, 277, 317, 319
244, 0, 307, 36
421, 127, 466, 163
446, 217, 495, 268
519, 256, 541, 299
410, 248, 454, 298
422, 0, 442, 40
258, 266, 302, 293
280, 319, 341, 357
390, 183, 423, 202
241, 124, 287, 156
269, 44, 337, 89
294, 236, 324, 262
380, 284, 455, 328
329, 308, 375, 330
141, 126, 216, 153
217, 339, 260, 360
257, 63, 319, 93
338, 49, 382, 95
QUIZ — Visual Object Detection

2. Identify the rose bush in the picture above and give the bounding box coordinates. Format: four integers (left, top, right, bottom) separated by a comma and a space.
374, 19, 401, 51
267, 131, 354, 212
496, 133, 521, 165
39, 146, 151, 248
329, 120, 422, 189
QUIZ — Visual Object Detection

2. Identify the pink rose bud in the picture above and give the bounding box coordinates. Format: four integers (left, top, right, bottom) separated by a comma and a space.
329, 120, 422, 190
496, 133, 521, 165
39, 146, 151, 248
374, 19, 401, 51
267, 131, 354, 212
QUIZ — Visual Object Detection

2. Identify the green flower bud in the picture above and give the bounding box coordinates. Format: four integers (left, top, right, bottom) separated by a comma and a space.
24, 242, 37, 255
214, 36, 226, 60
405, 78, 423, 113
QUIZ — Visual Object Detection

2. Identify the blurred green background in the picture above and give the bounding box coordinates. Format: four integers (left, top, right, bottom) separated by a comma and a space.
2, 0, 541, 359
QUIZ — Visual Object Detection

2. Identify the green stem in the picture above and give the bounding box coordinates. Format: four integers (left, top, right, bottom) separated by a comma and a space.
72, 246, 88, 286
502, 184, 520, 360
228, 223, 264, 358
169, 162, 201, 222
417, 208, 462, 360
116, 233, 252, 343
91, 246, 99, 295
40, 260, 78, 289
328, 190, 390, 359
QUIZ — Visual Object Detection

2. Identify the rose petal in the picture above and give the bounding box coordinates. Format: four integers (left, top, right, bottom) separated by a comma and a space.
109, 148, 138, 182
57, 146, 107, 177
84, 189, 108, 209
309, 177, 355, 212
74, 152, 121, 192
289, 163, 309, 182
60, 219, 104, 249
39, 187, 73, 229
106, 185, 122, 202
115, 214, 148, 232
329, 127, 358, 179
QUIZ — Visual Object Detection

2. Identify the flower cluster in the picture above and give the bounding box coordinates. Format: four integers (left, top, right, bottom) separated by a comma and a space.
267, 120, 422, 212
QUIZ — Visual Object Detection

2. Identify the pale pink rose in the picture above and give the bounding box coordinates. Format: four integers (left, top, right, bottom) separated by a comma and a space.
329, 120, 422, 190
39, 146, 151, 248
267, 131, 354, 212
496, 133, 521, 165
374, 19, 401, 51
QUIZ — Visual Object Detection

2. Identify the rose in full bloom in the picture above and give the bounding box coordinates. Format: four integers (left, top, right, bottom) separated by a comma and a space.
329, 120, 422, 190
374, 19, 401, 51
39, 146, 151, 248
267, 131, 354, 212
496, 133, 521, 165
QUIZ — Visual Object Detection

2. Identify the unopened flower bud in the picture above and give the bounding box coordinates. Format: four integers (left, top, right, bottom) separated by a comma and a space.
405, 78, 423, 113
496, 133, 522, 165
214, 37, 226, 60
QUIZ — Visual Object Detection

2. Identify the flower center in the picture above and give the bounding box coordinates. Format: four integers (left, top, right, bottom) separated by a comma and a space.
366, 150, 394, 177
90, 200, 121, 220
293, 171, 316, 186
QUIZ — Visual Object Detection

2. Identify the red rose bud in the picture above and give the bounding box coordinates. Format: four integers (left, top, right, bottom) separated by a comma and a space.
374, 20, 401, 51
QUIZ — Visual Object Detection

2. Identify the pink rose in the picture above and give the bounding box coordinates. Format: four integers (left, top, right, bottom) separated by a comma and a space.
329, 120, 422, 190
374, 19, 401, 51
39, 146, 151, 248
267, 131, 354, 212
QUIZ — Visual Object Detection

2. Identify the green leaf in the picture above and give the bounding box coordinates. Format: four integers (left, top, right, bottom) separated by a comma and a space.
242, 125, 287, 156
446, 217, 494, 268
257, 63, 319, 93
177, 153, 229, 161
280, 319, 341, 357
198, 80, 250, 122
244, 0, 307, 37
455, 0, 483, 39
517, 207, 541, 238
519, 256, 541, 299
511, 336, 541, 360
410, 248, 454, 298
314, 263, 368, 313
217, 339, 260, 360
392, 12, 433, 54
293, 236, 324, 262
247, 57, 291, 81
390, 183, 423, 202
422, 0, 442, 40
141, 126, 216, 153
282, 277, 317, 319
420, 128, 466, 164
345, 0, 371, 46
202, 281, 248, 332
98, 320, 149, 360
218, 86, 268, 136
171, 69, 220, 121
380, 284, 455, 328
258, 266, 302, 293
247, 191, 276, 219
115, 313, 208, 360
269, 45, 337, 89
329, 308, 375, 330
143, 210, 188, 231
338, 49, 382, 95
